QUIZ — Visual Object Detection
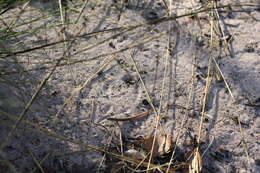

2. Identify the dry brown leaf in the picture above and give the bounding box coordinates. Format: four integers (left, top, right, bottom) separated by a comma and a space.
137, 134, 174, 158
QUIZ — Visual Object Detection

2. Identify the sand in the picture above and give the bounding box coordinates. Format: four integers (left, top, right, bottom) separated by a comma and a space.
0, 0, 259, 172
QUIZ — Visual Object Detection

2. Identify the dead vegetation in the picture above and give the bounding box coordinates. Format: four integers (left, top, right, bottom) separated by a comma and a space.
0, 0, 259, 172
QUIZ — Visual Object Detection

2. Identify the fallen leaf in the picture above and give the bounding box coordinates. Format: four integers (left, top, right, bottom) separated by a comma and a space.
137, 134, 174, 158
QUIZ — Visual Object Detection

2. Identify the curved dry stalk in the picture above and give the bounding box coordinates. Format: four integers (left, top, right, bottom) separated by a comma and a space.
197, 56, 212, 145
158, 1, 173, 122
167, 39, 198, 173
212, 2, 251, 170
147, 1, 176, 171
128, 52, 160, 118
202, 136, 214, 157
128, 53, 160, 171
190, 5, 215, 173
197, 2, 215, 147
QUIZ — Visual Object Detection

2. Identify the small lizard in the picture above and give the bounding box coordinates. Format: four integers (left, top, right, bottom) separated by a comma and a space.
107, 110, 150, 121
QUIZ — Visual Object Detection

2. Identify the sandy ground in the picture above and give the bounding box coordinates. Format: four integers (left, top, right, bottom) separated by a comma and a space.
0, 0, 259, 172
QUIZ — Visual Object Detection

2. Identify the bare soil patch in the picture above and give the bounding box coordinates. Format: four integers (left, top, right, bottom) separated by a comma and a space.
0, 0, 259, 172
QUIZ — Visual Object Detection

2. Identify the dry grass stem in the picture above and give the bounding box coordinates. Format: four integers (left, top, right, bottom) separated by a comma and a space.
0, 1, 258, 172
54, 55, 116, 119
31, 153, 50, 173
27, 149, 45, 173
189, 150, 202, 173
0, 55, 65, 151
